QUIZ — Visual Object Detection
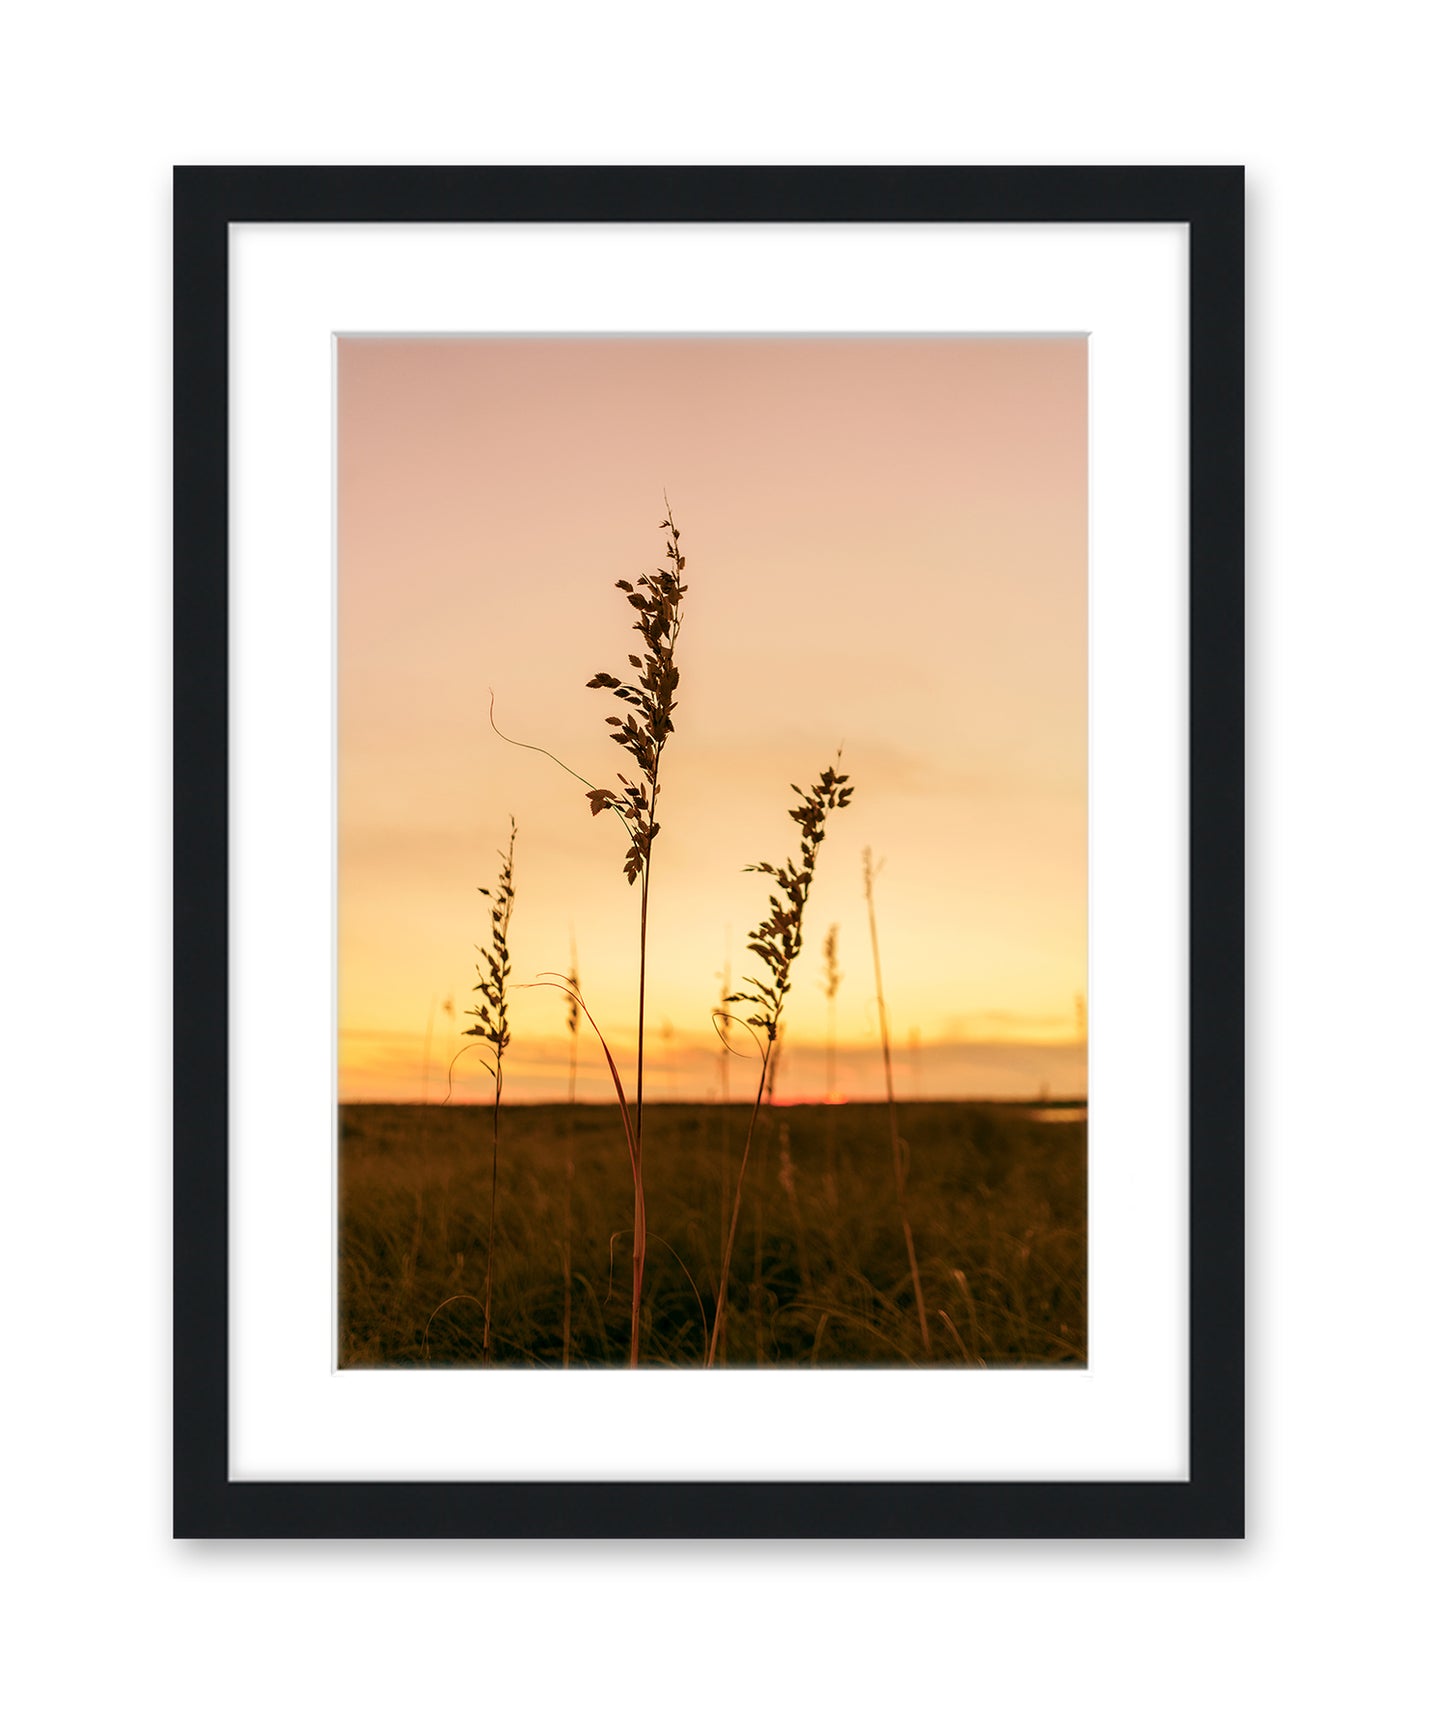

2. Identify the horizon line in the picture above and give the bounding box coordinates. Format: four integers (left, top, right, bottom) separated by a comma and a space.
340, 1094, 1089, 1110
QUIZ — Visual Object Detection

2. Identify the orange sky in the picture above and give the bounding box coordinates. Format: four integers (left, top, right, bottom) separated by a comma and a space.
337, 337, 1086, 1103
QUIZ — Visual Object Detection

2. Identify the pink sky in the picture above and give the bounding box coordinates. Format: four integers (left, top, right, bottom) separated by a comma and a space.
338, 336, 1087, 1103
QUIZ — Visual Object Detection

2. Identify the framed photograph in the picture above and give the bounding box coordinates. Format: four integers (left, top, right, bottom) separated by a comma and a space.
174, 166, 1243, 1538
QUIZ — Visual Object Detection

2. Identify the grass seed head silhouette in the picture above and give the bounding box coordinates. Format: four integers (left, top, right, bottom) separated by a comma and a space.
464, 817, 516, 1073
729, 759, 854, 1040
584, 503, 686, 883
564, 964, 580, 1040
707, 756, 855, 1367
460, 816, 516, 1364
821, 923, 842, 999
581, 502, 688, 1367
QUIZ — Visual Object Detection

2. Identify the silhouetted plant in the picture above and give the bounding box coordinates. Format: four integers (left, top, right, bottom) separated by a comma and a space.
820, 921, 843, 1208
707, 759, 854, 1366
583, 503, 688, 1366
862, 846, 931, 1353
711, 943, 734, 1353
821, 925, 842, 1096
463, 818, 516, 1364
561, 934, 580, 1368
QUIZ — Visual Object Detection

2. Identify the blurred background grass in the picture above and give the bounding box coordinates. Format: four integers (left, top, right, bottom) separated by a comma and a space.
340, 1101, 1085, 1368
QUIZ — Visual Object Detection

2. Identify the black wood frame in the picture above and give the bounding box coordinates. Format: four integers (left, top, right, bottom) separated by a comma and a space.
174, 166, 1243, 1539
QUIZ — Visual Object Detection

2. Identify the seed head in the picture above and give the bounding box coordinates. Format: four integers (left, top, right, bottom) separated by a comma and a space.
584, 504, 687, 885
465, 818, 517, 1065
821, 924, 842, 1000
730, 759, 855, 1041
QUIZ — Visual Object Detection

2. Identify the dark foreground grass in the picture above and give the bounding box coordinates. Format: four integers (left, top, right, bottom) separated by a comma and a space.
339, 1101, 1085, 1368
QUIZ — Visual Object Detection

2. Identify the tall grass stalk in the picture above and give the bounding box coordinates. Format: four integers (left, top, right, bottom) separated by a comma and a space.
562, 934, 580, 1368
584, 504, 688, 1366
711, 944, 733, 1360
821, 925, 841, 1102
862, 847, 931, 1353
463, 818, 516, 1365
706, 760, 854, 1368
821, 922, 842, 1213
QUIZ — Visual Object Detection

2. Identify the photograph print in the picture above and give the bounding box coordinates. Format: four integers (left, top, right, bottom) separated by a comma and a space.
337, 333, 1087, 1371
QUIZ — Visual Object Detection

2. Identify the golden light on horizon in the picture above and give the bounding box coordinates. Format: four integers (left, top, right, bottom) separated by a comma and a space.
338, 335, 1086, 1104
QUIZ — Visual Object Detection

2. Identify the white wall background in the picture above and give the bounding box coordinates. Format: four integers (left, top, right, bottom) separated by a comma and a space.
3, 4, 1440, 1730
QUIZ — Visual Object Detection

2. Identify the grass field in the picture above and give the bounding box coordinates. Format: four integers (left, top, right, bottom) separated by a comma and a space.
339, 1100, 1085, 1368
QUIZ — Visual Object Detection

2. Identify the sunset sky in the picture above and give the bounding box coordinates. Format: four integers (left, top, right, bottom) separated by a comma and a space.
337, 336, 1086, 1104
